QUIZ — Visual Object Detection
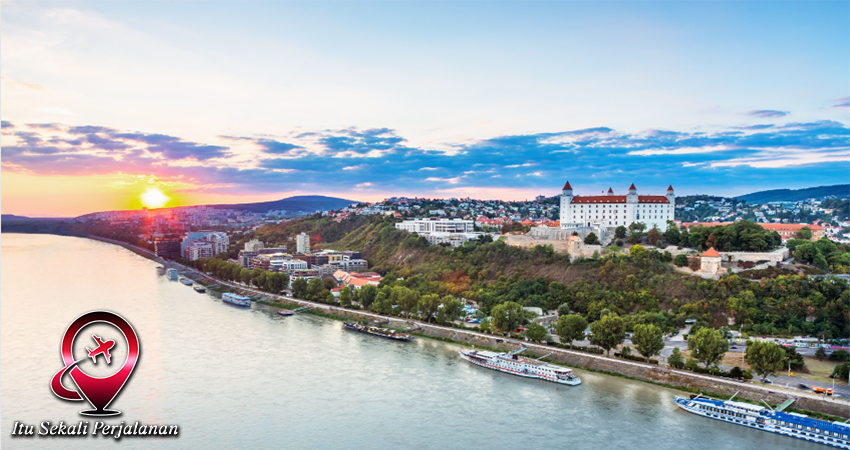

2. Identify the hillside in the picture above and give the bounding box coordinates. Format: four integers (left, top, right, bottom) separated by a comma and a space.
1, 215, 66, 221
209, 195, 359, 214
736, 185, 849, 203
243, 215, 849, 337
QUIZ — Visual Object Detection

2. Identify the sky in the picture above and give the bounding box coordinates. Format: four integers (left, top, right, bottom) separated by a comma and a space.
1, 1, 848, 217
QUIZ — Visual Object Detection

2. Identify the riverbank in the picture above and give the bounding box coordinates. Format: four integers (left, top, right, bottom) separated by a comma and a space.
89, 235, 850, 420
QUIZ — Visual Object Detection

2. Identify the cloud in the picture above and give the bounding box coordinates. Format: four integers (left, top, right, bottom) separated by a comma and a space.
1, 121, 14, 129
746, 110, 789, 118
828, 97, 850, 110
1, 120, 847, 199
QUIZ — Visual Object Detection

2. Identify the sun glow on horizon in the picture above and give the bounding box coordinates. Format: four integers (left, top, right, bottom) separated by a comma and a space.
140, 187, 170, 209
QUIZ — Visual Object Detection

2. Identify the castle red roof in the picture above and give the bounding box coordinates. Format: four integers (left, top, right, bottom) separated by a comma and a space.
667, 185, 674, 191
607, 187, 614, 193
562, 181, 573, 190
701, 247, 721, 258
569, 195, 670, 204
628, 183, 637, 191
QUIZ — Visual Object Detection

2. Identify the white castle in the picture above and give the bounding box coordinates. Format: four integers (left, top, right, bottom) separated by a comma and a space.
559, 181, 676, 231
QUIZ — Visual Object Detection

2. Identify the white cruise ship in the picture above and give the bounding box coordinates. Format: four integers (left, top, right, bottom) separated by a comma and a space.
222, 293, 251, 307
459, 347, 581, 385
675, 395, 850, 448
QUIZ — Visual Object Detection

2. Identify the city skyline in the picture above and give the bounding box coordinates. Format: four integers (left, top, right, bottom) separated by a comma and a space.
2, 1, 848, 216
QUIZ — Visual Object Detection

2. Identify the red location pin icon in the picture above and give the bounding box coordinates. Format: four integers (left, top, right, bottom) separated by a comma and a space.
50, 311, 140, 416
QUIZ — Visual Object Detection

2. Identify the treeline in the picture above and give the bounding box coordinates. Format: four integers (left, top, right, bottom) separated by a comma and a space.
182, 257, 290, 294
787, 238, 850, 274
1, 219, 151, 250
666, 220, 782, 252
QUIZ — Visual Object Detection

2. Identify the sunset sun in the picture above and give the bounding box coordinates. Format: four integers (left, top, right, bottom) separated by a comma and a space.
140, 187, 170, 209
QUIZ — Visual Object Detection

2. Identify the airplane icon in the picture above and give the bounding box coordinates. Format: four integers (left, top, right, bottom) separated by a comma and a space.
86, 334, 115, 364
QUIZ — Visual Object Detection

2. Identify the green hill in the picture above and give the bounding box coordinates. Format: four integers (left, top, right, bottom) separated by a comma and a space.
736, 185, 849, 203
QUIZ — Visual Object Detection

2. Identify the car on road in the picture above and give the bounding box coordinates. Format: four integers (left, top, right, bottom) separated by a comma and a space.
730, 346, 738, 349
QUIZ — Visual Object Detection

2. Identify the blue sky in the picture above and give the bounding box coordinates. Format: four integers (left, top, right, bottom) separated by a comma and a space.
1, 1, 848, 214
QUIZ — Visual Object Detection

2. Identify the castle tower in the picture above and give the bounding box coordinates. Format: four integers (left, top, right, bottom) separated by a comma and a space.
666, 185, 675, 204
560, 181, 573, 229
626, 183, 638, 203
607, 187, 614, 196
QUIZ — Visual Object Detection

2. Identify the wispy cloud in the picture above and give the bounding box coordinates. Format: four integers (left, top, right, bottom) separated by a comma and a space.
827, 97, 850, 110
746, 110, 789, 118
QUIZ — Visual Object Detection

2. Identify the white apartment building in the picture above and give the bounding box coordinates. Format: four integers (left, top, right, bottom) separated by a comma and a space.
182, 231, 229, 255
395, 218, 474, 233
395, 218, 482, 247
296, 232, 310, 253
559, 182, 676, 231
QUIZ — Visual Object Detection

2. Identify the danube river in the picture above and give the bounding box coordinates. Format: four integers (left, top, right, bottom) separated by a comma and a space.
1, 234, 818, 449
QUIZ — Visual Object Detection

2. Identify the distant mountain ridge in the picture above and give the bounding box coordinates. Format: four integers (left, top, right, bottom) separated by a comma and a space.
208, 195, 359, 214
735, 185, 850, 203
1, 214, 66, 221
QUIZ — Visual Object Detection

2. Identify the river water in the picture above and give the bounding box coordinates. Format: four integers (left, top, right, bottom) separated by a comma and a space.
1, 234, 818, 449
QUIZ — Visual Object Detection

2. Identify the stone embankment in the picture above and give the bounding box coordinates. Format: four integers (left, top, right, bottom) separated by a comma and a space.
89, 236, 850, 420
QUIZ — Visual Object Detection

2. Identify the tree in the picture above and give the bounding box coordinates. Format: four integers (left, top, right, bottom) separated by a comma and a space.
339, 286, 352, 308
815, 346, 827, 360
629, 244, 647, 260
664, 221, 680, 245
705, 232, 718, 250
814, 253, 828, 271
795, 226, 813, 240
668, 347, 685, 368
745, 340, 786, 382
555, 314, 587, 349
441, 296, 464, 323
614, 226, 627, 239
679, 228, 690, 247
525, 322, 550, 342
794, 243, 818, 263
491, 301, 526, 333
628, 222, 647, 240
358, 284, 377, 309
833, 362, 850, 381
326, 292, 337, 304
687, 327, 728, 368
688, 257, 701, 272
673, 254, 688, 267
478, 317, 491, 333
589, 313, 626, 356
632, 323, 664, 363
647, 227, 661, 246
392, 286, 420, 317
291, 277, 308, 298
417, 294, 441, 322
584, 232, 599, 245
324, 277, 337, 290
307, 277, 324, 299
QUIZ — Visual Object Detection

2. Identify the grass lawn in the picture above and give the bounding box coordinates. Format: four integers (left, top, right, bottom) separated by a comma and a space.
795, 356, 847, 386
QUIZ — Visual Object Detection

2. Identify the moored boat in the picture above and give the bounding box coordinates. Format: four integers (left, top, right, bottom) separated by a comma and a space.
343, 322, 413, 341
277, 310, 294, 316
222, 292, 251, 307
459, 346, 581, 385
166, 268, 179, 280
179, 277, 193, 286
193, 285, 206, 293
674, 395, 850, 448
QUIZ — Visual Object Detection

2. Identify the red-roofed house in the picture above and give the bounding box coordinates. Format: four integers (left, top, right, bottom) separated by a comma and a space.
333, 270, 382, 289
700, 247, 722, 274
559, 181, 676, 231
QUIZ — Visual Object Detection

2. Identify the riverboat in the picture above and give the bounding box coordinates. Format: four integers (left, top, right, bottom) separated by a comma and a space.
222, 293, 251, 307
278, 310, 294, 316
179, 277, 193, 286
459, 347, 581, 385
193, 285, 206, 293
343, 322, 413, 341
674, 395, 850, 448
166, 268, 179, 280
